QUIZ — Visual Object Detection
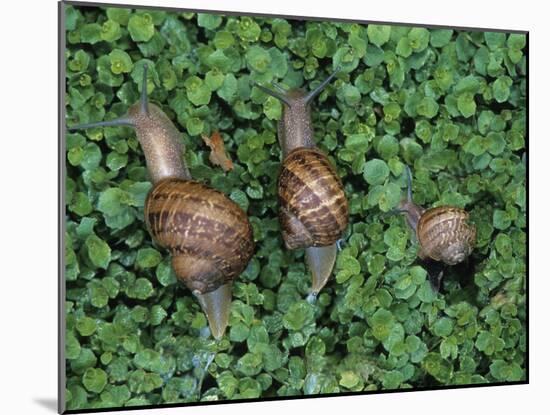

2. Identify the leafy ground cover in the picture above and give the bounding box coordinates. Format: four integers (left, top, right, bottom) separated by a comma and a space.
64, 4, 526, 410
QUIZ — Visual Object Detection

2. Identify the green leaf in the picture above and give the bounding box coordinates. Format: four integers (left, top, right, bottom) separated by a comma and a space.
101, 20, 122, 43
156, 258, 177, 286
80, 23, 102, 44
363, 159, 390, 185
76, 316, 97, 336
82, 368, 108, 393
97, 188, 134, 216
368, 308, 395, 341
283, 301, 315, 331
342, 84, 361, 106
417, 97, 439, 118
230, 322, 250, 342
71, 348, 97, 374
150, 305, 167, 326
184, 76, 211, 106
490, 360, 524, 381
495, 233, 512, 257
455, 76, 480, 94
484, 32, 506, 50
237, 17, 261, 42
186, 117, 204, 136
367, 24, 391, 47
128, 13, 155, 42
339, 371, 360, 389
106, 152, 128, 171
128, 278, 154, 300
382, 370, 404, 389
457, 92, 477, 118
69, 192, 93, 216
246, 46, 272, 74
430, 29, 453, 47
214, 31, 235, 49
66, 332, 81, 360
197, 13, 222, 30
507, 34, 526, 50
81, 143, 102, 170
492, 76, 513, 103
408, 28, 430, 52
85, 234, 111, 269
263, 96, 282, 120
218, 73, 238, 102
106, 8, 131, 25
422, 353, 452, 383
433, 317, 454, 337
136, 248, 162, 268
396, 38, 412, 58
377, 135, 399, 159
109, 49, 133, 74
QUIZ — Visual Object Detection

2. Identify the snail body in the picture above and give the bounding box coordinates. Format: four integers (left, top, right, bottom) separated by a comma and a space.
398, 167, 476, 266
255, 71, 349, 295
68, 65, 254, 339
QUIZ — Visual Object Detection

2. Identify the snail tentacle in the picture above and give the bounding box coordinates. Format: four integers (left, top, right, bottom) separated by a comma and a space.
68, 117, 135, 131
140, 63, 150, 115
253, 82, 292, 107
303, 68, 340, 105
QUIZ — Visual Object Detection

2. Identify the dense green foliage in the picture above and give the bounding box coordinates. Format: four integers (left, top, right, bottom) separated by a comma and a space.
64, 4, 527, 410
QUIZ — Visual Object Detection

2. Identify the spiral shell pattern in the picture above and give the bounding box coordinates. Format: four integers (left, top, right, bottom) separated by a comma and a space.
278, 147, 348, 250
417, 206, 476, 265
144, 178, 254, 294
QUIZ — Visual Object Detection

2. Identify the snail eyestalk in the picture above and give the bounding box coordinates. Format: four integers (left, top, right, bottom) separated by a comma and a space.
140, 63, 149, 115
68, 117, 135, 131
303, 68, 340, 105
405, 165, 413, 203
253, 82, 292, 107
398, 166, 424, 231
271, 82, 288, 94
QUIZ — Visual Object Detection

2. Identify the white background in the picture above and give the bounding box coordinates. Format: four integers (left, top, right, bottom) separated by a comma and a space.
0, 0, 543, 413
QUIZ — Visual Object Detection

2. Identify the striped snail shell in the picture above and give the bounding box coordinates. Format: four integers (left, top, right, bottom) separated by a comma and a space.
398, 166, 476, 266
255, 69, 349, 295
68, 64, 254, 339
416, 206, 476, 265
278, 147, 348, 250
145, 179, 254, 293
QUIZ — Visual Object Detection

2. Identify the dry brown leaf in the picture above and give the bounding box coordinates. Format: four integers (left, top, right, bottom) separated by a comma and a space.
201, 131, 234, 172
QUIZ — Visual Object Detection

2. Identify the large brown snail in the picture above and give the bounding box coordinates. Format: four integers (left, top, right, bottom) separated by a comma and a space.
397, 166, 476, 288
254, 70, 349, 295
68, 64, 254, 339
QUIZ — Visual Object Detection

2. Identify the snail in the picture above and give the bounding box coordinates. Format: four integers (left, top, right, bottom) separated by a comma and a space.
254, 70, 349, 295
68, 64, 254, 339
396, 166, 477, 288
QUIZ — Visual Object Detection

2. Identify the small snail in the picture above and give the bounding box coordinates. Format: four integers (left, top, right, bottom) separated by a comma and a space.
397, 166, 476, 287
255, 70, 349, 295
68, 64, 254, 339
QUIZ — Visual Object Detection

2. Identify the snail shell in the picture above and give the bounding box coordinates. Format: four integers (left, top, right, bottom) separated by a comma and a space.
278, 147, 349, 250
398, 167, 477, 267
145, 178, 254, 294
416, 206, 476, 265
